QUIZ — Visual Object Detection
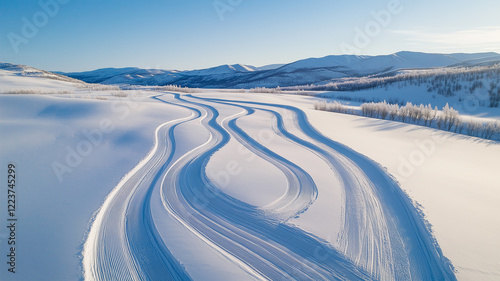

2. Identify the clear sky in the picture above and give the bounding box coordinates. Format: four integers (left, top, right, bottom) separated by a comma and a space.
1, 0, 499, 72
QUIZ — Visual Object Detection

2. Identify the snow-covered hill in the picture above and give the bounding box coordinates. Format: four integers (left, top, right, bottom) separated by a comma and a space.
0, 62, 86, 94
60, 67, 178, 85
185, 64, 255, 76
59, 51, 500, 88
0, 62, 83, 84
254, 63, 285, 71
286, 63, 500, 118
2, 63, 500, 281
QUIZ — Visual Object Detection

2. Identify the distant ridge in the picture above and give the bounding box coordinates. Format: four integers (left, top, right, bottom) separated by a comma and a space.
42, 51, 500, 88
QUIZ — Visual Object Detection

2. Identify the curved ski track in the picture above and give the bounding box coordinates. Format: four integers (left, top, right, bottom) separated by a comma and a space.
82, 92, 457, 281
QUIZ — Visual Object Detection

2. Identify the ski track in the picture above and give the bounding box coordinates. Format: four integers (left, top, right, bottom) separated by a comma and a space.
82, 92, 457, 281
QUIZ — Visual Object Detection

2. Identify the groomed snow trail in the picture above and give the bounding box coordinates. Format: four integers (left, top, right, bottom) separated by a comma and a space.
83, 92, 456, 281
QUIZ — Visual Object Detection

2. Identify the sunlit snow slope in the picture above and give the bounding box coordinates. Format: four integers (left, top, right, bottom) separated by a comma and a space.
83, 92, 456, 281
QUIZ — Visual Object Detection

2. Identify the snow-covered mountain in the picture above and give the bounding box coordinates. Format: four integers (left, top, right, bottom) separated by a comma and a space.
59, 67, 177, 85
274, 51, 500, 78
0, 62, 82, 84
53, 51, 500, 88
185, 64, 255, 76
254, 64, 285, 71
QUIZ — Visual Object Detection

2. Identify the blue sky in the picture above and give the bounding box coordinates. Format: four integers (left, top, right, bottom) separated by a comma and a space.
1, 0, 499, 72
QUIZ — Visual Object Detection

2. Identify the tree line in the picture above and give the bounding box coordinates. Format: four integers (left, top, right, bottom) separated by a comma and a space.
314, 100, 500, 140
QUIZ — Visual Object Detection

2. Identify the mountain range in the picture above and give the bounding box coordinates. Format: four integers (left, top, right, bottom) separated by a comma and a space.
4, 51, 500, 89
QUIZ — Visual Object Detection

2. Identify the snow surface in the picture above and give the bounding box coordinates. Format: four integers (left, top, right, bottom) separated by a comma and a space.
0, 69, 78, 91
1, 71, 498, 280
307, 111, 500, 281
319, 83, 500, 119
0, 93, 184, 281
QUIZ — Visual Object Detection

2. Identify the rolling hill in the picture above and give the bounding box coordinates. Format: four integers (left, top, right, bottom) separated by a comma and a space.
59, 51, 500, 88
